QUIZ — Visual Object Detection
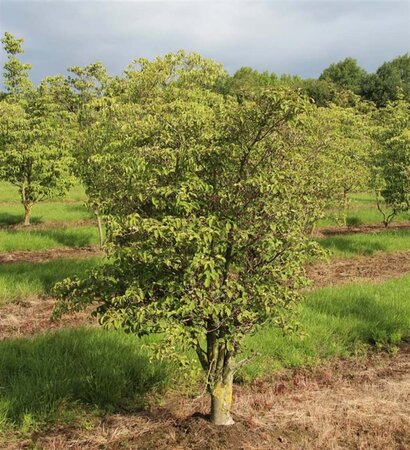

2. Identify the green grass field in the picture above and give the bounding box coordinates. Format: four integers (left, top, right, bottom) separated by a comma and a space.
319, 207, 410, 227
0, 203, 94, 226
0, 181, 92, 226
0, 258, 101, 305
0, 329, 173, 432
0, 185, 409, 435
319, 228, 410, 257
0, 226, 99, 253
0, 275, 409, 432
318, 192, 410, 227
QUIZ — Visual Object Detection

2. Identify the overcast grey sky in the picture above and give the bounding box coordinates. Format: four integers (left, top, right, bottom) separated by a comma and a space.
0, 0, 409, 83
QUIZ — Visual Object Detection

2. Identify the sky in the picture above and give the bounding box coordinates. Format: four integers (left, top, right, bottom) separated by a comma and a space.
0, 0, 409, 84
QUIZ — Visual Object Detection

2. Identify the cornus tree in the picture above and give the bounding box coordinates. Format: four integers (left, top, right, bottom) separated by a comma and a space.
64, 62, 111, 245
304, 103, 372, 224
371, 98, 410, 226
54, 53, 320, 425
0, 33, 74, 225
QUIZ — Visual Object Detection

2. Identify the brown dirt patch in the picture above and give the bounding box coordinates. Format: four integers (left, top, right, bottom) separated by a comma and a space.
307, 249, 410, 287
316, 221, 410, 237
0, 218, 96, 231
10, 346, 409, 450
0, 245, 102, 264
0, 298, 97, 340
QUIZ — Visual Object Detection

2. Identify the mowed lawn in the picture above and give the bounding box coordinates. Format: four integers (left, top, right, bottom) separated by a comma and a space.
319, 191, 410, 227
0, 181, 92, 226
0, 226, 99, 253
0, 275, 409, 431
318, 228, 410, 257
0, 258, 101, 305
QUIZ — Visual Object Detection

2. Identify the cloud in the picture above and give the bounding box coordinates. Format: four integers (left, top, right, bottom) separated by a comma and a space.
0, 0, 409, 84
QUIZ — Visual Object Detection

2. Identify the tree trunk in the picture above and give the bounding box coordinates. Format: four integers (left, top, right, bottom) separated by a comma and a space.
95, 211, 104, 249
343, 189, 348, 225
210, 374, 234, 426
23, 204, 32, 226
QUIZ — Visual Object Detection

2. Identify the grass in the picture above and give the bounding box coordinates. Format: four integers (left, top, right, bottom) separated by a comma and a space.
0, 328, 172, 432
0, 275, 409, 432
0, 203, 94, 226
0, 258, 101, 305
318, 191, 410, 227
0, 181, 92, 226
0, 226, 99, 253
241, 274, 410, 379
319, 207, 410, 228
318, 228, 410, 258
0, 181, 88, 203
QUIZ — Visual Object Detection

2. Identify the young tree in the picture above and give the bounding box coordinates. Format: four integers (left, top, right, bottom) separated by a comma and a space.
0, 33, 74, 225
54, 53, 320, 425
1, 31, 33, 97
371, 98, 410, 225
65, 62, 111, 246
300, 102, 372, 225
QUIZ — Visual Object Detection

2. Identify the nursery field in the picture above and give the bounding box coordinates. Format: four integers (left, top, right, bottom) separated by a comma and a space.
0, 183, 409, 449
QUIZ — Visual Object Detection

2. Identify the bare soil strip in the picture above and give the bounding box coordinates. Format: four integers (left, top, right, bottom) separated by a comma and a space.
9, 345, 408, 450
0, 299, 96, 340
307, 249, 410, 287
0, 218, 96, 231
0, 245, 102, 264
316, 221, 410, 237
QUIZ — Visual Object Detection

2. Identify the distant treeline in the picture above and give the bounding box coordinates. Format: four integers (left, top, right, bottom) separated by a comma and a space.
218, 55, 410, 107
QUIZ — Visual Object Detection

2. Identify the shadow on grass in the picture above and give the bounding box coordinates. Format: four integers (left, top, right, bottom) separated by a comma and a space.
0, 212, 41, 226
0, 258, 100, 298
320, 237, 386, 256
306, 286, 410, 347
0, 328, 172, 428
33, 228, 97, 247
0, 227, 98, 252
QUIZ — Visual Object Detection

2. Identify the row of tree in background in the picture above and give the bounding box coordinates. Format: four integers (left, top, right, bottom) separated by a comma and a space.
0, 33, 409, 425
1, 33, 409, 229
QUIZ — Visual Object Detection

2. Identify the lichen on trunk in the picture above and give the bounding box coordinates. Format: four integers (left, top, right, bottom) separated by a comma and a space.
23, 203, 32, 226
210, 375, 235, 426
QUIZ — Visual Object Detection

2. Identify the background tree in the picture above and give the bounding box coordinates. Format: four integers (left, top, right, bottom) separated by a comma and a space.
54, 53, 321, 426
0, 33, 74, 225
361, 54, 410, 106
371, 97, 410, 225
319, 57, 367, 94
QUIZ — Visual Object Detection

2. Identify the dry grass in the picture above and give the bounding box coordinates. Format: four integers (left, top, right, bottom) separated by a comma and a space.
307, 249, 410, 287
13, 346, 409, 450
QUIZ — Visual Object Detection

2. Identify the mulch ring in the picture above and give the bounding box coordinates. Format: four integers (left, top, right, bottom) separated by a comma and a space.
9, 345, 410, 450
307, 249, 410, 287
0, 245, 102, 264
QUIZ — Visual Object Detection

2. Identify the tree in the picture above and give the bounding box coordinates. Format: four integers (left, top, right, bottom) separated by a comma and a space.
320, 57, 367, 94
220, 67, 277, 97
1, 31, 33, 97
0, 33, 74, 225
64, 62, 111, 246
371, 98, 410, 225
297, 102, 372, 225
361, 54, 410, 106
54, 52, 320, 425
